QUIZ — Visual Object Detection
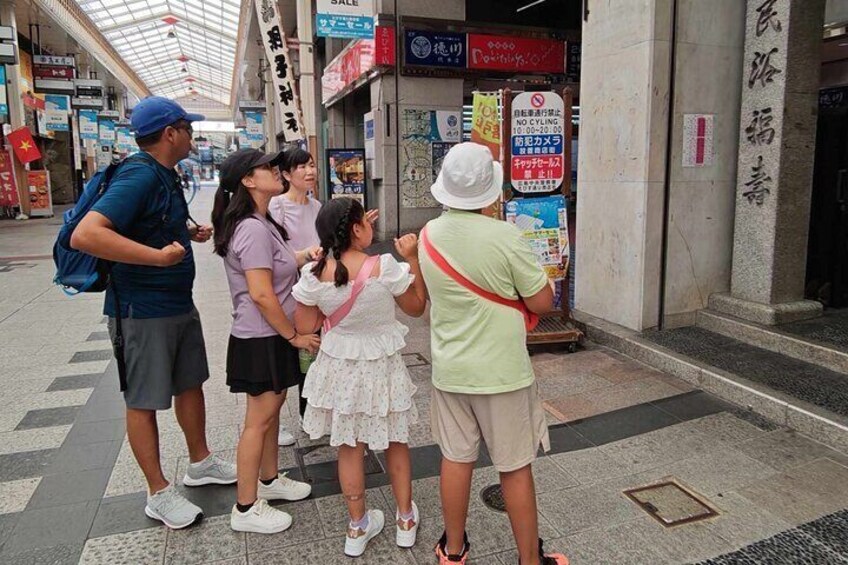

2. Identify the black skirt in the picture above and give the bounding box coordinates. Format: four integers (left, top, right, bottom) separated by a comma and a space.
226, 334, 304, 396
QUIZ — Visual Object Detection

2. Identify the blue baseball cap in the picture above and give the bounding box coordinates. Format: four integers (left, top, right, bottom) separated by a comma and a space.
131, 96, 205, 138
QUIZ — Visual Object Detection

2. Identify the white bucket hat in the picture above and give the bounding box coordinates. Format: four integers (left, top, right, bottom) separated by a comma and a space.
430, 142, 503, 210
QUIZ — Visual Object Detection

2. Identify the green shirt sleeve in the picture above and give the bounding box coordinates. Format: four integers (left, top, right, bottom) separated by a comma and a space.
507, 228, 550, 298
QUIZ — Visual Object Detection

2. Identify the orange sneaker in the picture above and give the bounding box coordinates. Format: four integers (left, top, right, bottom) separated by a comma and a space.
540, 539, 569, 565
434, 531, 470, 564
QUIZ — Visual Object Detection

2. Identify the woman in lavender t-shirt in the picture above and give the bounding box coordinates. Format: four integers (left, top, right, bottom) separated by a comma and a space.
211, 149, 320, 535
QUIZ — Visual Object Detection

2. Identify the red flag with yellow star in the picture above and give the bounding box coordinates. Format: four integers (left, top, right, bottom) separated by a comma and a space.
6, 127, 42, 165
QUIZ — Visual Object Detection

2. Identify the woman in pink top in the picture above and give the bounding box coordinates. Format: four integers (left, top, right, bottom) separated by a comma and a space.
211, 149, 320, 535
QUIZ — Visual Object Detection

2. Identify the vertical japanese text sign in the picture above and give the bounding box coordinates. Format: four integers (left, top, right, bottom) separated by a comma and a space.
254, 0, 305, 142
738, 0, 785, 206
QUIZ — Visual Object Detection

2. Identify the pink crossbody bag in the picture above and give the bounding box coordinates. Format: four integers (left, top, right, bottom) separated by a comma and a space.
321, 254, 380, 333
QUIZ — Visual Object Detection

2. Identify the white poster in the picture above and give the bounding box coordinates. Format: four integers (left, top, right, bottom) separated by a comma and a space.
254, 0, 305, 142
316, 0, 374, 39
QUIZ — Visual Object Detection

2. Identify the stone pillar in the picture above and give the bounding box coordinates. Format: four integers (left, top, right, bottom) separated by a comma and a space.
711, 0, 826, 325
574, 0, 673, 331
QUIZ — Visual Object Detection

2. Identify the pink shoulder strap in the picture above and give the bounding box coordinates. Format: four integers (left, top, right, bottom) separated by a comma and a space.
322, 254, 380, 333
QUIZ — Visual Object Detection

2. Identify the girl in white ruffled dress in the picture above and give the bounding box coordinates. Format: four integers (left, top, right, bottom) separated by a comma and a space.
292, 197, 427, 558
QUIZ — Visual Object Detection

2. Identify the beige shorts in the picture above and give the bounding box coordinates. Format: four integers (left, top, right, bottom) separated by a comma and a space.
430, 382, 550, 473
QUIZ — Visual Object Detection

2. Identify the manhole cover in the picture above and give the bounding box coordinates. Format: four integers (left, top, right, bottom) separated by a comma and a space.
624, 480, 718, 527
480, 484, 506, 512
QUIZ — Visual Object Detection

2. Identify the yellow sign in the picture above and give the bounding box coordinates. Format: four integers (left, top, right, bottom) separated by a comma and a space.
471, 92, 500, 160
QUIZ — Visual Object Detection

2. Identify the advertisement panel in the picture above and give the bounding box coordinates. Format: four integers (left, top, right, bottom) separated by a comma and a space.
400, 109, 461, 207
27, 170, 53, 217
505, 195, 569, 281
0, 66, 7, 116
99, 119, 116, 143
79, 110, 99, 139
326, 149, 366, 206
321, 26, 394, 105
45, 95, 70, 132
0, 149, 19, 207
245, 112, 264, 140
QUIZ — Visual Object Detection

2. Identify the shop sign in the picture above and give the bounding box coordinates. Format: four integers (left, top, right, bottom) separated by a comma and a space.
363, 111, 375, 160
33, 55, 75, 67
0, 66, 7, 117
510, 91, 564, 193
75, 78, 103, 98
79, 109, 99, 140
0, 148, 19, 207
404, 30, 466, 68
316, 0, 374, 39
326, 148, 366, 206
45, 94, 70, 132
33, 66, 74, 79
254, 0, 304, 141
72, 97, 103, 109
239, 99, 266, 112
27, 170, 52, 217
468, 34, 565, 74
99, 119, 116, 143
245, 112, 264, 140
321, 26, 395, 105
99, 109, 120, 119
34, 78, 75, 95
566, 42, 581, 83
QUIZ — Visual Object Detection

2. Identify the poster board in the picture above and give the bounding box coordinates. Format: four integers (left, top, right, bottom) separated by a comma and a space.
505, 195, 569, 281
400, 109, 461, 208
326, 148, 366, 207
27, 170, 53, 217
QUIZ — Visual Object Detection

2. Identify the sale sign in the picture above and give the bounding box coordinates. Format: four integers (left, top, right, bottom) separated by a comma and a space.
468, 34, 565, 74
471, 92, 500, 160
511, 92, 564, 193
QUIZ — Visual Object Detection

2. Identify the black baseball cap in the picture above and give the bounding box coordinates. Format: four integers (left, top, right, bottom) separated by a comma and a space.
219, 149, 285, 193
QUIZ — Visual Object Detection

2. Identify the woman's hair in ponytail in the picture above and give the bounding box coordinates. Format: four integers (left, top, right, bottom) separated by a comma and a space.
311, 197, 365, 286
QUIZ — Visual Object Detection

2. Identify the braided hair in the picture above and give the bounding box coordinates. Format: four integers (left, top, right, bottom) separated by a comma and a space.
311, 197, 365, 286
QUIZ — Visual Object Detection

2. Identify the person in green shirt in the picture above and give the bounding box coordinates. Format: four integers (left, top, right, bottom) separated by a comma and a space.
419, 143, 567, 565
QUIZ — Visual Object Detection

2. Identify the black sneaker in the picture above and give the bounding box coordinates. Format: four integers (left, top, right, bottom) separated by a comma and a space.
435, 531, 470, 564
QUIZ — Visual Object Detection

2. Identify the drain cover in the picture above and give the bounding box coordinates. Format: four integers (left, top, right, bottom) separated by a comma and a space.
295, 443, 384, 485
624, 480, 718, 527
480, 484, 507, 512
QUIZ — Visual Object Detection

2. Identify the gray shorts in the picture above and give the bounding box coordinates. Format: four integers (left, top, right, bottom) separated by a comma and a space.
108, 308, 210, 410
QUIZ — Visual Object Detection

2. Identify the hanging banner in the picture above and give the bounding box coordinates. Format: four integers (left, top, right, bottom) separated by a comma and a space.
245, 112, 264, 140
7, 127, 42, 164
316, 0, 374, 39
115, 127, 134, 152
326, 148, 366, 206
468, 34, 565, 74
45, 95, 70, 132
79, 110, 99, 139
471, 92, 500, 160
510, 91, 565, 193
0, 148, 19, 207
505, 195, 569, 281
0, 66, 7, 117
99, 119, 116, 143
27, 170, 53, 217
254, 0, 305, 142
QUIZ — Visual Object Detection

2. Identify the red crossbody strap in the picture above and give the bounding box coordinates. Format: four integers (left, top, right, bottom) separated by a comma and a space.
322, 254, 380, 333
421, 226, 528, 313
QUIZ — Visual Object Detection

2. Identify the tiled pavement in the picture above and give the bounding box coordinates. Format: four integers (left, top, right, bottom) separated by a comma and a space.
0, 189, 846, 564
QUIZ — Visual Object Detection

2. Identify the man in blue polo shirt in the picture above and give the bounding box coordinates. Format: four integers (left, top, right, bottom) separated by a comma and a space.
72, 96, 236, 529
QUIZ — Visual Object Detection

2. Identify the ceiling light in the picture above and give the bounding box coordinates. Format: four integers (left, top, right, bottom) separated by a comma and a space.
181, 66, 187, 72
167, 28, 176, 39
517, 0, 548, 12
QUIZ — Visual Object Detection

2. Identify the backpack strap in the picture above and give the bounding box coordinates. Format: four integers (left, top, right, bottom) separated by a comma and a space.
322, 254, 381, 333
420, 226, 539, 331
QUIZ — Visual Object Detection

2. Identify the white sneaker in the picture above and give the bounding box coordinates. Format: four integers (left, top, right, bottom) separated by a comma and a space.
257, 473, 312, 501
145, 485, 203, 530
396, 501, 419, 548
230, 498, 292, 534
278, 424, 296, 446
182, 453, 237, 487
344, 509, 385, 558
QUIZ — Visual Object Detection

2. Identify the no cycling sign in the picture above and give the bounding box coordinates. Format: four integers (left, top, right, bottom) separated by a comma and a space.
511, 92, 565, 193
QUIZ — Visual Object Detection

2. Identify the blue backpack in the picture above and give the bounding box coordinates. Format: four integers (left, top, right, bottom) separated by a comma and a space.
53, 154, 173, 294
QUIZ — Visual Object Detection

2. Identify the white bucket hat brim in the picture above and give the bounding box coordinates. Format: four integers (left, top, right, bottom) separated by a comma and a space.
431, 160, 503, 210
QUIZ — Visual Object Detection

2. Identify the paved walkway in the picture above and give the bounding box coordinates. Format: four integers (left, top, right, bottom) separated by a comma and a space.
0, 186, 846, 564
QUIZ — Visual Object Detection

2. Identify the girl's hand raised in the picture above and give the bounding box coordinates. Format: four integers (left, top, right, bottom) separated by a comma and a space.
394, 233, 419, 261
